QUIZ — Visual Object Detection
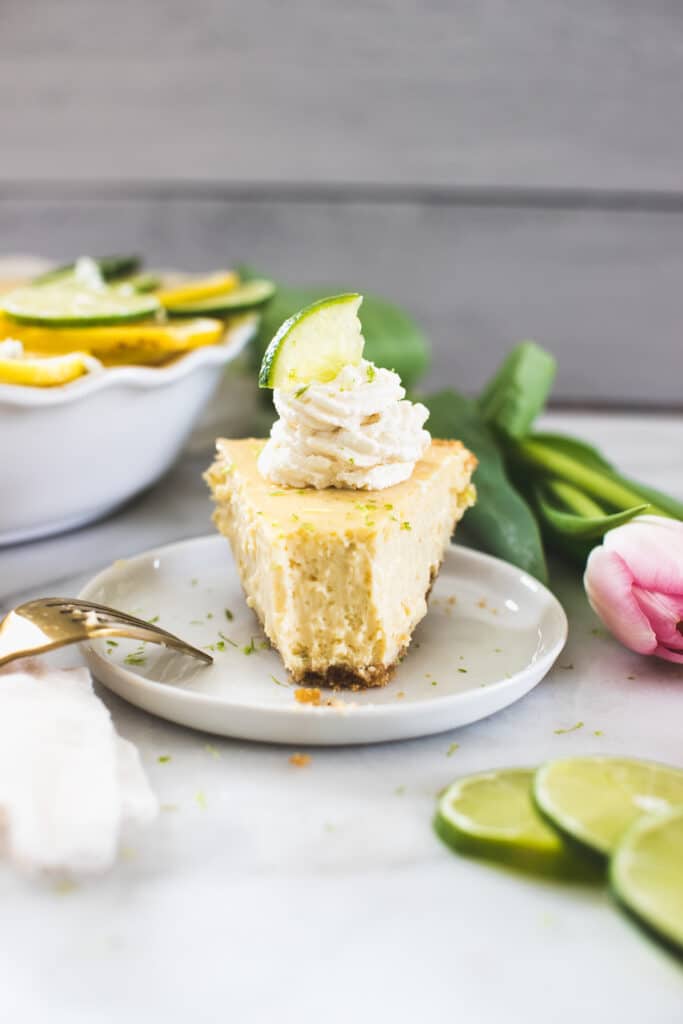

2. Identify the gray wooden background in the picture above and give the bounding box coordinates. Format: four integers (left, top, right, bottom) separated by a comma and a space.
2, 0, 682, 407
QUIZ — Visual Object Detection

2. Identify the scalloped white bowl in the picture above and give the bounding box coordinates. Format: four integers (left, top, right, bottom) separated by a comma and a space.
0, 319, 255, 546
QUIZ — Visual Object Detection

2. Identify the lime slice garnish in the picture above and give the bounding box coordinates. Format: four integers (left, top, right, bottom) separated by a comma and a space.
435, 768, 591, 878
258, 293, 363, 390
534, 756, 683, 858
166, 279, 275, 318
1, 281, 160, 327
610, 808, 683, 956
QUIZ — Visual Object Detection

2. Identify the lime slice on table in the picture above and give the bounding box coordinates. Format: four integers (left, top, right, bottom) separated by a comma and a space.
533, 756, 683, 859
1, 281, 160, 327
610, 808, 683, 957
166, 279, 275, 318
435, 768, 593, 878
259, 293, 363, 390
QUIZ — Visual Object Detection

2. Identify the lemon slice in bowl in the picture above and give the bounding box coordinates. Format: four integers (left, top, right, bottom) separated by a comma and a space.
435, 768, 592, 878
533, 756, 683, 859
1, 281, 160, 327
610, 808, 683, 957
166, 279, 275, 318
7, 317, 225, 362
258, 293, 363, 390
0, 349, 98, 387
157, 271, 239, 308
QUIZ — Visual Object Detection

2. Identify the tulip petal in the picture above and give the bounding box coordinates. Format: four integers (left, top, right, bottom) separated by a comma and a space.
632, 587, 683, 650
584, 547, 657, 655
603, 516, 683, 594
653, 644, 683, 664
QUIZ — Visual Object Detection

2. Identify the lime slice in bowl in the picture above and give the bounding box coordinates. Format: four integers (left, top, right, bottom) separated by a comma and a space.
610, 808, 683, 957
258, 293, 363, 390
167, 279, 275, 318
435, 768, 593, 878
533, 756, 683, 859
1, 281, 160, 327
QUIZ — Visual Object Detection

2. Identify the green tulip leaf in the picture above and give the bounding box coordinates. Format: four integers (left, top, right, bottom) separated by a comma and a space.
424, 390, 547, 581
478, 341, 557, 440
533, 484, 649, 540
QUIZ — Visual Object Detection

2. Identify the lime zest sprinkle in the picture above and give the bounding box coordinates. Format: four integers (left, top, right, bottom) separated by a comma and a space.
294, 385, 309, 398
218, 631, 238, 647
224, 608, 234, 621
401, 521, 412, 531
593, 729, 604, 736
243, 637, 257, 656
447, 742, 459, 757
106, 639, 118, 647
458, 667, 468, 674
158, 755, 171, 764
366, 364, 376, 382
204, 744, 221, 759
271, 674, 288, 687
554, 721, 584, 735
207, 612, 213, 620
191, 578, 198, 586
124, 644, 147, 666
147, 615, 159, 624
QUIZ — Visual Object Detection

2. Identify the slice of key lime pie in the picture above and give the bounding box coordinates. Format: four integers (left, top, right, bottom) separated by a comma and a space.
206, 294, 476, 686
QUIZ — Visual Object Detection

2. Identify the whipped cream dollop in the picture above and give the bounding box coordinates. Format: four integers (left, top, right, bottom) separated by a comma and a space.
258, 360, 431, 490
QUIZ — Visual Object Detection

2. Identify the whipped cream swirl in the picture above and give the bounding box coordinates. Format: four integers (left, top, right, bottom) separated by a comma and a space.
258, 360, 431, 490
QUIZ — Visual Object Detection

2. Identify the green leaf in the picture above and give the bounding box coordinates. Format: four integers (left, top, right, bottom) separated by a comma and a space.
533, 483, 649, 540
478, 341, 557, 440
424, 390, 547, 581
242, 271, 429, 390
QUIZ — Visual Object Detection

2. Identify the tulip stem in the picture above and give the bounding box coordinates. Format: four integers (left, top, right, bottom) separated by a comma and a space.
546, 479, 604, 518
513, 440, 669, 517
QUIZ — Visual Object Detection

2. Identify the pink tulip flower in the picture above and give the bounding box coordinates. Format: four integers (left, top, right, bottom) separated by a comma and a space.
584, 515, 683, 664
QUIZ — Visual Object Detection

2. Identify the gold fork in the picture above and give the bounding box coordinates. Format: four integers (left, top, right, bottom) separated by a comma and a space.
0, 597, 214, 668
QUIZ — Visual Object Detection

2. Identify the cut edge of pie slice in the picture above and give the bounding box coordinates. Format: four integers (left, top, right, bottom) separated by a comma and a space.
206, 438, 476, 688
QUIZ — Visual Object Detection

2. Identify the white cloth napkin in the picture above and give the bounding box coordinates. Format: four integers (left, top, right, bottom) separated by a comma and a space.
0, 660, 157, 876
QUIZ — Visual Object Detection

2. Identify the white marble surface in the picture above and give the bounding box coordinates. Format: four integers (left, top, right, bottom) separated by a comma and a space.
0, 412, 682, 1022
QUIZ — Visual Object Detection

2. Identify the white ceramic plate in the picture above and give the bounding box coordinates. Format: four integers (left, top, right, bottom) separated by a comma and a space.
80, 535, 567, 746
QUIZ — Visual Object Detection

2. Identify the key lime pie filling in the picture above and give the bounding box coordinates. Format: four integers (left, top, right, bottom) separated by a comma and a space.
206, 294, 476, 687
